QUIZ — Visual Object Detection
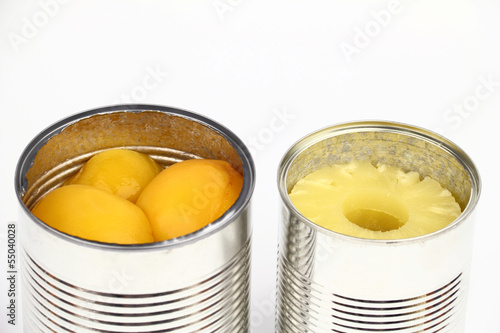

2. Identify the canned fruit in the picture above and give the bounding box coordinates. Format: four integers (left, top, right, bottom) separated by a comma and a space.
31, 184, 155, 244
137, 159, 243, 241
66, 149, 163, 203
32, 150, 241, 243
289, 160, 461, 239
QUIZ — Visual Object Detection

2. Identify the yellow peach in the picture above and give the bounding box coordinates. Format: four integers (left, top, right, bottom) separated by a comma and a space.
66, 149, 163, 203
136, 159, 243, 241
32, 184, 154, 244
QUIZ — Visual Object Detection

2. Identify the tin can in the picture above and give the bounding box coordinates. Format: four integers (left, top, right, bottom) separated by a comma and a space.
276, 121, 481, 332
15, 104, 255, 332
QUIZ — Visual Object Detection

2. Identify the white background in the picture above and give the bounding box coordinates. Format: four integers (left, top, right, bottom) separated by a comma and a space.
1, 0, 499, 332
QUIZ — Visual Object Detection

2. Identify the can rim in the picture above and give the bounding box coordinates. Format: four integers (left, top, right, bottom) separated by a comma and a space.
15, 104, 256, 251
277, 120, 481, 245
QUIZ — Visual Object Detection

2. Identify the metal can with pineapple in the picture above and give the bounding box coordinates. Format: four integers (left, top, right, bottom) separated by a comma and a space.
15, 104, 255, 332
276, 121, 481, 332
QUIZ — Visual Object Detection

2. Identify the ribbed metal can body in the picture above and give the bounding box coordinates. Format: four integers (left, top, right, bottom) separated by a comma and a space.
15, 105, 255, 333
276, 121, 481, 333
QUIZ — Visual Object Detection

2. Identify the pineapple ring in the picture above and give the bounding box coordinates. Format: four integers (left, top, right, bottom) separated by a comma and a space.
289, 160, 462, 240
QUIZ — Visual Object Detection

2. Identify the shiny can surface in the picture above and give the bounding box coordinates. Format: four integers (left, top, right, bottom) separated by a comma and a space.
15, 105, 255, 332
276, 121, 481, 333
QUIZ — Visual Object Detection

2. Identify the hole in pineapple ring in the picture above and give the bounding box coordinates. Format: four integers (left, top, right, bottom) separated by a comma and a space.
341, 190, 409, 232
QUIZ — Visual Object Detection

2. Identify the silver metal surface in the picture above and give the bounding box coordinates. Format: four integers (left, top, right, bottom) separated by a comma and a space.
276, 121, 481, 332
15, 105, 255, 332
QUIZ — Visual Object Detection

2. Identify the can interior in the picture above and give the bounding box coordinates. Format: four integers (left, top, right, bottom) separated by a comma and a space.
20, 110, 244, 212
284, 124, 478, 212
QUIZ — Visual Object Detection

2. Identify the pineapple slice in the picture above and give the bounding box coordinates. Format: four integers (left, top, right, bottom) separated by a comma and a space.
289, 161, 462, 240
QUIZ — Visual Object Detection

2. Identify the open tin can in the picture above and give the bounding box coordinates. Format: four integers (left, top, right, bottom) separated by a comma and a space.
276, 121, 480, 332
15, 104, 255, 332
